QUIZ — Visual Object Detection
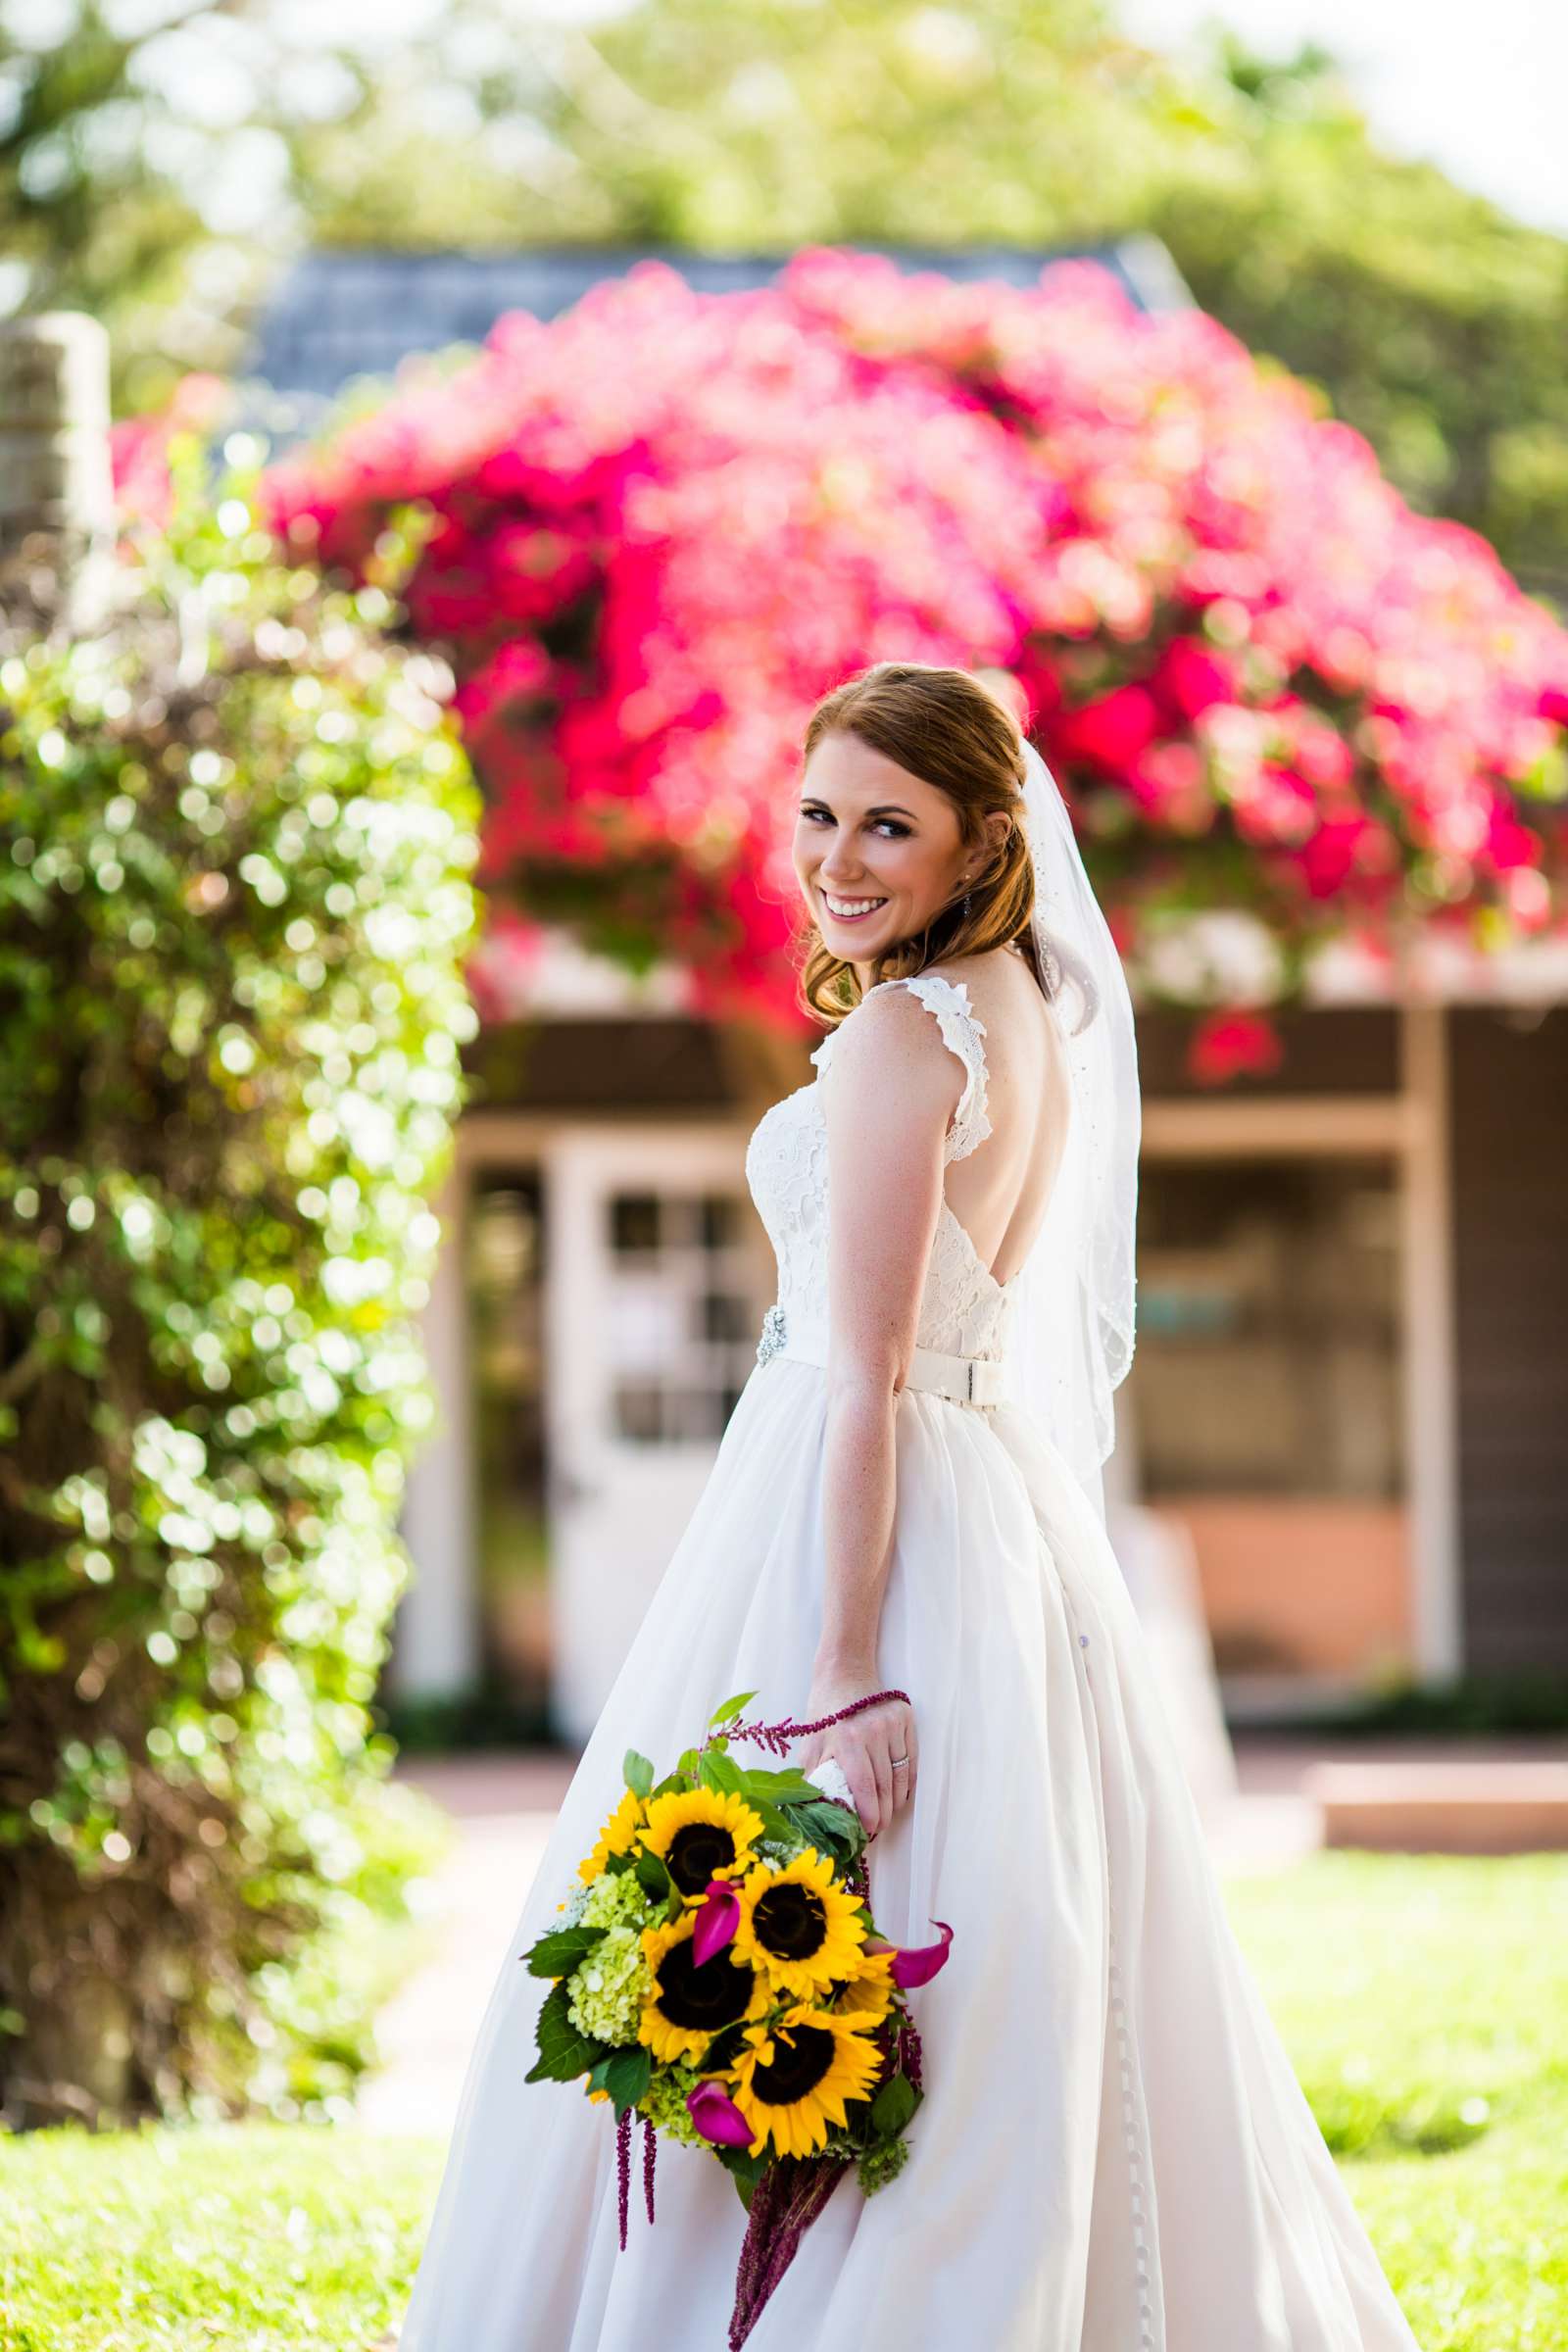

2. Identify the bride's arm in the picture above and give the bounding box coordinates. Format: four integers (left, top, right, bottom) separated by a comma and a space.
796, 988, 961, 1836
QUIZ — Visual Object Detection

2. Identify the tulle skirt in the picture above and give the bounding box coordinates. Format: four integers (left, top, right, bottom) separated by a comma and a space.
396, 1356, 1419, 2352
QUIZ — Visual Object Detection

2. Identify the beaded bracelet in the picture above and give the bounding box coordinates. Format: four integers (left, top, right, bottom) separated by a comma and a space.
706, 1687, 911, 1759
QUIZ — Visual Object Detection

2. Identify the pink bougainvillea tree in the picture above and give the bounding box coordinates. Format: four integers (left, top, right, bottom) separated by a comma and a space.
168, 250, 1568, 1064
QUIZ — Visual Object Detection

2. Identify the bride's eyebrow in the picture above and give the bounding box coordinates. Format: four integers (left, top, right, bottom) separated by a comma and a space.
798, 796, 918, 822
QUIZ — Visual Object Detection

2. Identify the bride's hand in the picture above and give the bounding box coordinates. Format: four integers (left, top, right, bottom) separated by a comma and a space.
794, 1666, 917, 1839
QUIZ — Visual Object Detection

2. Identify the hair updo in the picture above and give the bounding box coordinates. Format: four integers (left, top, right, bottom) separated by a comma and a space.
795, 660, 1051, 1028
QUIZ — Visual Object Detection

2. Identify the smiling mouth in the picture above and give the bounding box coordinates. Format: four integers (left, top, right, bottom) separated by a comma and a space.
819, 890, 889, 923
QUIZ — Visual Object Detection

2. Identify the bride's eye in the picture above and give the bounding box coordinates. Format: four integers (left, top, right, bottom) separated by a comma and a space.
797, 805, 908, 839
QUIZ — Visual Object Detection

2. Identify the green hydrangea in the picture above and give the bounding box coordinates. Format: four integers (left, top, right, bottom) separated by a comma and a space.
637, 2057, 705, 2147
566, 1925, 653, 2045
857, 2132, 912, 2196
580, 1868, 656, 1934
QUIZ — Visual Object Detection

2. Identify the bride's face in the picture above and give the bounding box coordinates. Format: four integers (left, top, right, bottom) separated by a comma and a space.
794, 731, 978, 963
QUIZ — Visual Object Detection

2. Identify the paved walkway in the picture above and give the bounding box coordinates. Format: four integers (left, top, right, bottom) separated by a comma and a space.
358, 1754, 577, 2139
358, 1736, 1566, 2142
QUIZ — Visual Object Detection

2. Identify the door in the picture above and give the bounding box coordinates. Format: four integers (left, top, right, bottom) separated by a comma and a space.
542, 1125, 772, 1742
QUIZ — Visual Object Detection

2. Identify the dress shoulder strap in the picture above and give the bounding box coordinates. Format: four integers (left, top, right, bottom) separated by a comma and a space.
809, 970, 993, 1165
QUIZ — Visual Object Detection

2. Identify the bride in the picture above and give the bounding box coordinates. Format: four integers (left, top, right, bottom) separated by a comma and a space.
397, 662, 1419, 2350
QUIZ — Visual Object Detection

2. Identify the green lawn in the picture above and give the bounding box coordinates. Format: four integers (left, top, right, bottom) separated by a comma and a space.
1229, 1853, 1568, 2351
2, 1853, 1564, 2351
0, 2121, 437, 2352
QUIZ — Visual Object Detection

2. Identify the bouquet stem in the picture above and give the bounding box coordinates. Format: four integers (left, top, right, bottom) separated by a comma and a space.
728, 2155, 854, 2349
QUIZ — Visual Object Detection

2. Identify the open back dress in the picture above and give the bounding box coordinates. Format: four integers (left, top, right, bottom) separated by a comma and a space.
397, 969, 1419, 2352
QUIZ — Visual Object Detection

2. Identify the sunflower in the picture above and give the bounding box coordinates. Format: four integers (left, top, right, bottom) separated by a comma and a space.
730, 2002, 885, 2159
637, 1786, 765, 1901
638, 1909, 772, 2064
577, 1786, 647, 1886
729, 1847, 867, 1999
824, 1944, 898, 2027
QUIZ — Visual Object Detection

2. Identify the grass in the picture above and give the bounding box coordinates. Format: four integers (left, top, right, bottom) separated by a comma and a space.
1, 1853, 1564, 2350
1228, 1853, 1568, 2351
0, 2122, 438, 2352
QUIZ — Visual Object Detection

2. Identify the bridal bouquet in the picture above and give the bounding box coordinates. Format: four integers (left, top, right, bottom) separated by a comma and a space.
519, 1688, 951, 2349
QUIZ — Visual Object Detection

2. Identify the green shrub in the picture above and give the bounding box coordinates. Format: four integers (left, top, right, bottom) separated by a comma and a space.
0, 434, 482, 2125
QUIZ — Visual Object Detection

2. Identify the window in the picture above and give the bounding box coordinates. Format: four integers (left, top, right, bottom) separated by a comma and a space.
1128, 1156, 1403, 1500
608, 1188, 758, 1442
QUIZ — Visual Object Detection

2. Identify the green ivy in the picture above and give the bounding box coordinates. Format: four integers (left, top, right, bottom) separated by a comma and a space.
0, 430, 482, 2125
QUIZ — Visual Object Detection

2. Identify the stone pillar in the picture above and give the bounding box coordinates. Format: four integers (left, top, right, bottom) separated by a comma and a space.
393, 1169, 483, 1700
0, 312, 116, 633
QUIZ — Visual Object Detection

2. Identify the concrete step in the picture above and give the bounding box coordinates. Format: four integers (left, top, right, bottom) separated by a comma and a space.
1303, 1759, 1568, 1852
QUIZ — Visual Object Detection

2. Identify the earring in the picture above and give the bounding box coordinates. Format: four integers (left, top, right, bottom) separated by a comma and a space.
960, 890, 971, 921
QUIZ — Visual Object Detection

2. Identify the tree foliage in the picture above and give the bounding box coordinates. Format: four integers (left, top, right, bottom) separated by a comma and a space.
1152, 38, 1568, 606
305, 3, 1568, 605
0, 0, 408, 411
11, 5, 1568, 601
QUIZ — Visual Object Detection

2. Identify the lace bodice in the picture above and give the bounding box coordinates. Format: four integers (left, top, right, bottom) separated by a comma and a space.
744, 971, 1017, 1367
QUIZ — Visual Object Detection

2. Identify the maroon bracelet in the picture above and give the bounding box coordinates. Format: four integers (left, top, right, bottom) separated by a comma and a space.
705, 1687, 911, 1759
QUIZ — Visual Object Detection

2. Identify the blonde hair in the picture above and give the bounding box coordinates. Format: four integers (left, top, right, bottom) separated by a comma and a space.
795, 661, 1048, 1027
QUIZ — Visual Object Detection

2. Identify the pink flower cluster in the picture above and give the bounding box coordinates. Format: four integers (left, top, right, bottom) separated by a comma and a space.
242, 250, 1568, 1046
110, 372, 230, 525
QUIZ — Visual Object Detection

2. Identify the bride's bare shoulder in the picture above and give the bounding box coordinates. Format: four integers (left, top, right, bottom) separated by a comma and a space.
816, 975, 967, 1121
923, 948, 1067, 1087
923, 947, 1050, 1029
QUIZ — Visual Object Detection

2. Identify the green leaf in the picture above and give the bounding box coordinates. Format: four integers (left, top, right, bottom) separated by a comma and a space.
869, 2072, 920, 2135
634, 1843, 671, 1898
603, 2043, 654, 2117
676, 1748, 702, 1781
740, 1767, 821, 1799
699, 1746, 745, 1796
788, 1798, 864, 1858
622, 1749, 655, 1799
523, 1923, 608, 1978
708, 1690, 757, 1729
715, 2141, 768, 2206
747, 1800, 797, 1843
525, 1980, 612, 2084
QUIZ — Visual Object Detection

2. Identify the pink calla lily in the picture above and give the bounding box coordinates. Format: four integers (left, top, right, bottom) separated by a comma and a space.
887, 1919, 955, 1988
692, 1875, 742, 1967
686, 2079, 755, 2147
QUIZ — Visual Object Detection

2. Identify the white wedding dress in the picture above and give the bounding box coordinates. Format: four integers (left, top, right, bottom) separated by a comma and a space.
397, 971, 1419, 2352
